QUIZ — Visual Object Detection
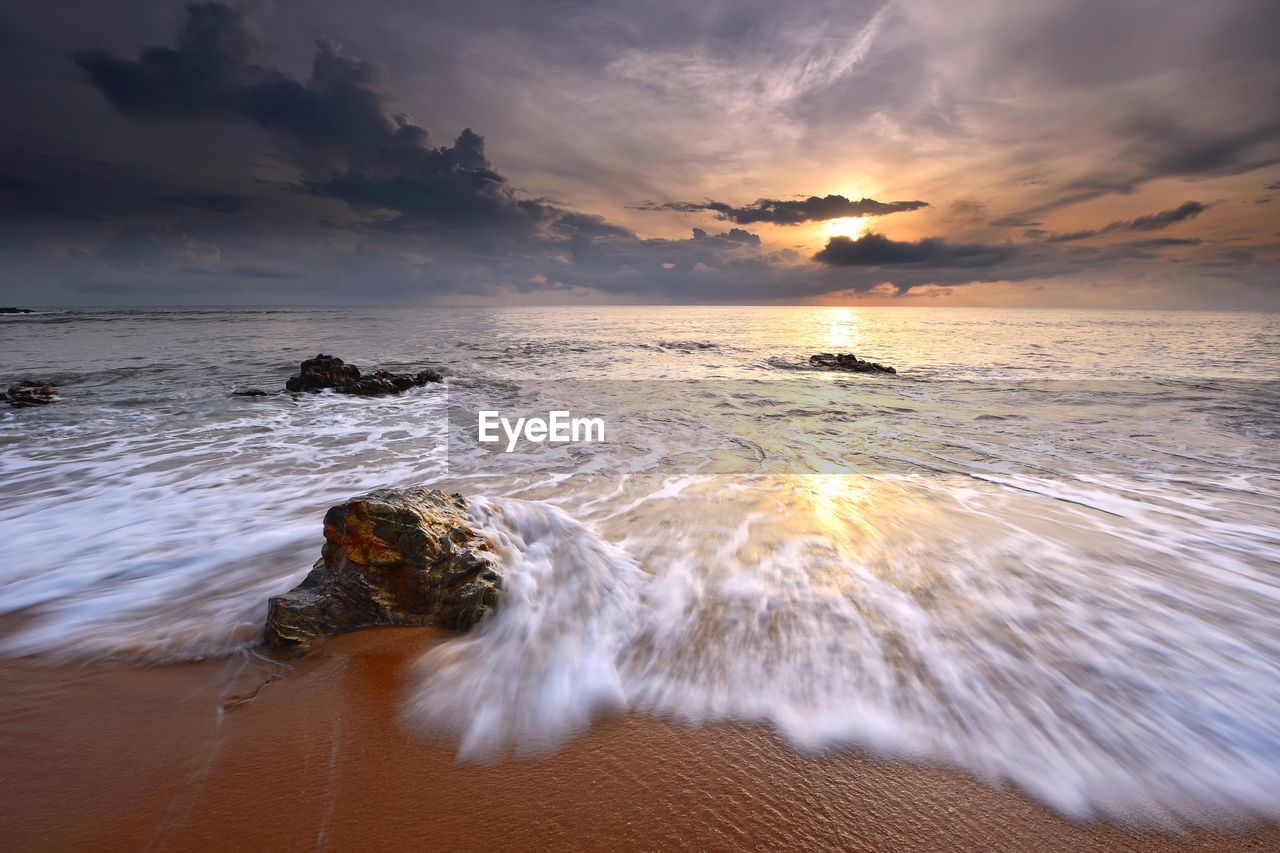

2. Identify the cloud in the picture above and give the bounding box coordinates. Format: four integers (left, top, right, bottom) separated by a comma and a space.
1112, 114, 1280, 189
96, 224, 220, 269
1125, 237, 1201, 249
62, 4, 819, 300
0, 0, 1273, 307
159, 191, 252, 214
706, 227, 762, 246
637, 193, 927, 225
1042, 201, 1208, 242
74, 3, 558, 236
1118, 200, 1211, 231
72, 3, 265, 118
944, 198, 988, 224
813, 232, 1017, 267
230, 265, 302, 279
1000, 117, 1280, 221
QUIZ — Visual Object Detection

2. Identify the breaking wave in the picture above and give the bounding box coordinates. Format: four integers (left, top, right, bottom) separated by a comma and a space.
406, 482, 1280, 827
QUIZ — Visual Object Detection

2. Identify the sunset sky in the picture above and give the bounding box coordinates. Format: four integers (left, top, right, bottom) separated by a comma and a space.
1, 0, 1277, 307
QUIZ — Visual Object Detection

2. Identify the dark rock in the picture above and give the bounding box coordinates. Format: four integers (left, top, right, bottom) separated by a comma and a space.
6, 379, 58, 407
284, 353, 361, 392
263, 488, 502, 657
284, 353, 443, 396
0, 307, 33, 314
809, 353, 897, 375
230, 388, 272, 397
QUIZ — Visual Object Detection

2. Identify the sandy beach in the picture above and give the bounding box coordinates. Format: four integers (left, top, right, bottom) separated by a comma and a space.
1, 628, 1274, 852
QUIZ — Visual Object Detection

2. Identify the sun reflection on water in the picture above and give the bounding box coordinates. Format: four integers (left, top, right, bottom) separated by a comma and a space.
825, 307, 859, 350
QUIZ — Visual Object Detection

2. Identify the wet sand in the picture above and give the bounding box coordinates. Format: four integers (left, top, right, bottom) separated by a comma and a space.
0, 628, 1275, 852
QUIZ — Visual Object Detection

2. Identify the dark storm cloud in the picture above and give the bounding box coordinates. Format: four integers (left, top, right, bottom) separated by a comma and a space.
636, 194, 928, 225
73, 3, 264, 118
34, 3, 815, 302
0, 145, 269, 225
300, 135, 558, 232
555, 226, 773, 281
548, 213, 635, 239
65, 4, 963, 302
74, 3, 558, 234
1041, 201, 1208, 242
812, 232, 1017, 268
159, 191, 252, 214
94, 224, 220, 269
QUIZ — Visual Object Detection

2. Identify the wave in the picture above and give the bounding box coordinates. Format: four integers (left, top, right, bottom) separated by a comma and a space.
655, 340, 718, 352
404, 484, 1280, 827
0, 385, 452, 661
405, 497, 644, 757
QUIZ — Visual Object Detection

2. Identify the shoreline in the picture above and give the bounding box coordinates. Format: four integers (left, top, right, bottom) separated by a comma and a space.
0, 628, 1274, 852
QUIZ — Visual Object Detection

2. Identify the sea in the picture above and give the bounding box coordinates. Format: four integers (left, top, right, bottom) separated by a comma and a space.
2, 305, 1278, 825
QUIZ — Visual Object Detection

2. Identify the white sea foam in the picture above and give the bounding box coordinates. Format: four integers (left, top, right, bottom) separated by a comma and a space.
1, 306, 1278, 823
406, 479, 1280, 826
0, 387, 450, 660
406, 497, 645, 758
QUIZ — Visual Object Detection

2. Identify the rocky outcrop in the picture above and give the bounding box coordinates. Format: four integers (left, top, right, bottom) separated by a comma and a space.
263, 488, 502, 657
809, 353, 897, 374
5, 380, 58, 407
0, 307, 33, 314
284, 354, 443, 396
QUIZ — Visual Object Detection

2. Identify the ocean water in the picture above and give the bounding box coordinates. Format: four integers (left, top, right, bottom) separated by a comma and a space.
2, 306, 1279, 824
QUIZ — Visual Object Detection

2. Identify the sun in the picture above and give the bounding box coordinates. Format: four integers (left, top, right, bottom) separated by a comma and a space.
824, 216, 866, 240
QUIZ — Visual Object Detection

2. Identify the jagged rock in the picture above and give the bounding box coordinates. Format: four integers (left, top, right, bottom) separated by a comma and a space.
0, 307, 33, 314
263, 488, 502, 657
284, 353, 443, 396
809, 352, 896, 375
285, 354, 360, 392
6, 379, 57, 407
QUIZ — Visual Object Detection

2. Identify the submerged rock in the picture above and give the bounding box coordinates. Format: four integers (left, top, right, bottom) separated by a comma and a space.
5, 379, 58, 407
263, 488, 502, 657
0, 307, 33, 314
809, 352, 897, 375
284, 353, 443, 396
229, 388, 272, 397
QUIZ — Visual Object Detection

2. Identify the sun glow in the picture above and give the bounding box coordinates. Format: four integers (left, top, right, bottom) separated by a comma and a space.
826, 307, 857, 348
824, 216, 866, 240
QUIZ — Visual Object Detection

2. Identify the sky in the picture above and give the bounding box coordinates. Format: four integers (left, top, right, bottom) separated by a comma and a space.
0, 0, 1277, 307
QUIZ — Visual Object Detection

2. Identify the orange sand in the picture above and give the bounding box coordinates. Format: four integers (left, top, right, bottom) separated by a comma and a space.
0, 628, 1274, 852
